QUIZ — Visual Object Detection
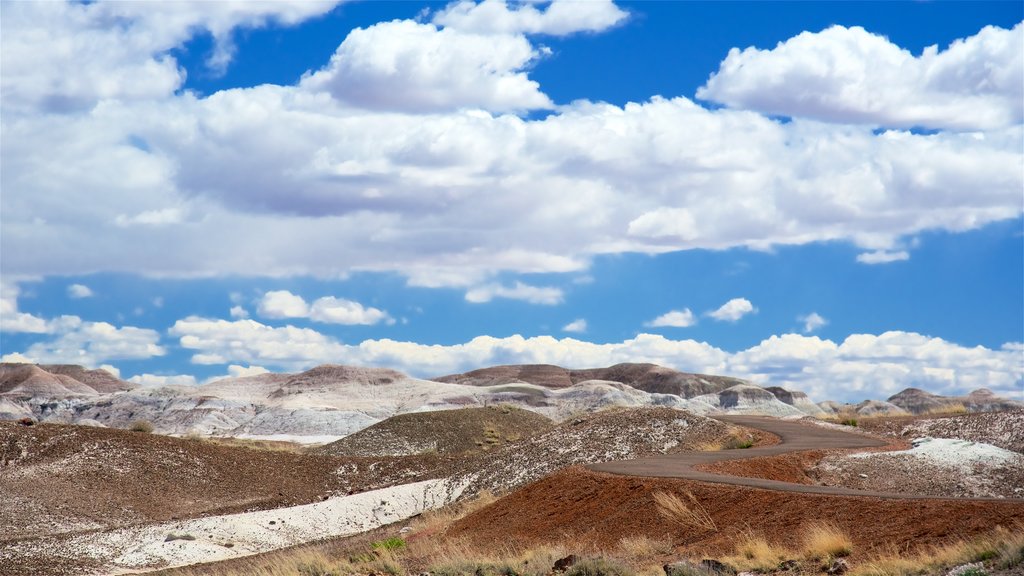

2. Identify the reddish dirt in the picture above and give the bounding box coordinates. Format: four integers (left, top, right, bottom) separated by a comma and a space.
446, 466, 1024, 560
698, 449, 827, 485
0, 422, 450, 542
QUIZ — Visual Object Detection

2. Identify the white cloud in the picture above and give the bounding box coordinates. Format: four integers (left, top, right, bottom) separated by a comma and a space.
300, 19, 552, 113
1, 1, 340, 114
170, 316, 349, 368
67, 283, 94, 298
799, 312, 827, 333
257, 290, 310, 318
3, 318, 165, 366
698, 23, 1023, 131
165, 315, 1023, 402
708, 298, 756, 322
256, 290, 391, 325
0, 281, 50, 333
645, 309, 697, 328
465, 282, 564, 305
129, 373, 198, 387
562, 318, 587, 333
229, 305, 249, 319
309, 296, 392, 325
0, 11, 1020, 287
856, 250, 910, 264
1, 352, 34, 364
99, 364, 121, 378
433, 0, 628, 36
227, 364, 270, 378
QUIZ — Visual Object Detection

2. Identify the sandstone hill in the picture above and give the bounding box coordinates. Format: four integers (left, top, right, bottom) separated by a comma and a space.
888, 387, 1024, 414
435, 362, 747, 397
0, 363, 135, 397
316, 406, 554, 457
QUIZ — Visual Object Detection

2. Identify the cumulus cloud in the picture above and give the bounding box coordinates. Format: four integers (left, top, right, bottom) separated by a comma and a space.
708, 298, 756, 322
257, 290, 310, 318
227, 364, 270, 378
645, 309, 697, 328
128, 373, 199, 387
856, 250, 910, 264
300, 19, 552, 113
229, 305, 249, 319
165, 315, 1022, 402
1, 10, 1020, 288
562, 318, 587, 333
256, 290, 391, 325
698, 23, 1024, 131
170, 316, 348, 368
2, 318, 165, 366
799, 312, 827, 333
465, 282, 564, 305
309, 296, 393, 325
433, 0, 628, 36
0, 282, 50, 333
67, 283, 94, 298
1, 1, 340, 114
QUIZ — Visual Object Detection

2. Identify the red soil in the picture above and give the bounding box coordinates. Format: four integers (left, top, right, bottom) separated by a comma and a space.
447, 466, 1024, 560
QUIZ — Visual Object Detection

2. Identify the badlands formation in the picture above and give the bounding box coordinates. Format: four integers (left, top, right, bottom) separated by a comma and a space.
1, 361, 1022, 576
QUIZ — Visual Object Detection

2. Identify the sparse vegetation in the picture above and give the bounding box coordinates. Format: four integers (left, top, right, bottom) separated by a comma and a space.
372, 537, 407, 552
724, 532, 790, 571
129, 419, 155, 433
653, 491, 716, 532
850, 524, 1024, 575
841, 418, 858, 427
801, 522, 853, 560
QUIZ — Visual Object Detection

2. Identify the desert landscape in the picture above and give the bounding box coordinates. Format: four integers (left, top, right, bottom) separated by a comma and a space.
1, 361, 1022, 576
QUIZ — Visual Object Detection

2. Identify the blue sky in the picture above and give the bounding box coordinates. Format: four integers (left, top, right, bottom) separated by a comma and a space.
1, 1, 1022, 403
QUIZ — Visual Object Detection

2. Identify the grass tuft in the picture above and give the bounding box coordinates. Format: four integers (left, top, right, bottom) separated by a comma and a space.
653, 491, 716, 532
801, 522, 853, 560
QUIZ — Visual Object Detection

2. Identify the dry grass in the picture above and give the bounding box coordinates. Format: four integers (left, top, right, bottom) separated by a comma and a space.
192, 435, 308, 453
409, 490, 498, 537
128, 420, 154, 433
921, 403, 969, 417
617, 535, 673, 558
652, 491, 716, 532
801, 521, 853, 560
722, 532, 791, 571
851, 523, 1024, 576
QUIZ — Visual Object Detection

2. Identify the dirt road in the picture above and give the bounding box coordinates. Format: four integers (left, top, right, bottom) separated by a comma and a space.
589, 415, 1023, 500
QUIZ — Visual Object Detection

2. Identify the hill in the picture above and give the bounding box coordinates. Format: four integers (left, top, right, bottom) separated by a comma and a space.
888, 387, 1023, 414
435, 362, 748, 398
316, 406, 554, 457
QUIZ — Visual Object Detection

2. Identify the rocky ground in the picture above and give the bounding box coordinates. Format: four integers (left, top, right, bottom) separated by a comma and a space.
854, 409, 1024, 453
316, 405, 554, 457
447, 466, 1024, 555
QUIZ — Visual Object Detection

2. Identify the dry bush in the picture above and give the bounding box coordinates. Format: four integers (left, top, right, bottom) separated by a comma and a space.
722, 532, 790, 572
921, 403, 969, 417
850, 523, 1024, 576
801, 522, 853, 560
410, 489, 498, 537
653, 491, 716, 532
617, 535, 673, 558
129, 420, 154, 433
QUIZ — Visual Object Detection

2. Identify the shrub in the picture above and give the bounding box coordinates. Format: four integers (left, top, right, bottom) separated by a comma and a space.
801, 522, 853, 560
372, 537, 407, 552
564, 557, 634, 576
129, 420, 154, 433
840, 418, 858, 427
653, 491, 716, 532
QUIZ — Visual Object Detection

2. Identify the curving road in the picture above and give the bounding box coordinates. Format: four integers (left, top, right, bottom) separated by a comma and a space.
588, 415, 1023, 501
